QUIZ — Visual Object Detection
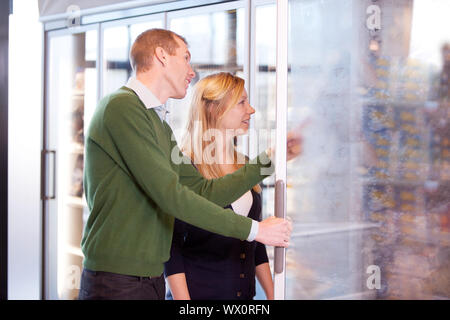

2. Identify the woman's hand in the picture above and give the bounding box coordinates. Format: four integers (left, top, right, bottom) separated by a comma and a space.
166, 273, 191, 300
266, 119, 309, 162
286, 129, 303, 161
256, 262, 274, 300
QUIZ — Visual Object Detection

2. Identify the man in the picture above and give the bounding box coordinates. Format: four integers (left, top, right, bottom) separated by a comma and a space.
79, 29, 296, 300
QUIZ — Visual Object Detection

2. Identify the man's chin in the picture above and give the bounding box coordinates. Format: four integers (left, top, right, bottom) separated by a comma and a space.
173, 90, 187, 100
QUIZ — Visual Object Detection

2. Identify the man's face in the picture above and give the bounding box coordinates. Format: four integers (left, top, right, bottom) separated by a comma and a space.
165, 37, 196, 99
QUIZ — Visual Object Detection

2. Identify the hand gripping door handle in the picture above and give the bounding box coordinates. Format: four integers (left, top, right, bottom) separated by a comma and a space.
274, 179, 285, 274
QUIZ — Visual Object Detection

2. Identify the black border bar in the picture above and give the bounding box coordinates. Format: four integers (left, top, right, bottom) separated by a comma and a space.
0, 0, 10, 301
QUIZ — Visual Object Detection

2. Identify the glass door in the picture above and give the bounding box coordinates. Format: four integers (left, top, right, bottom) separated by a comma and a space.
250, 0, 277, 299
44, 26, 98, 299
101, 15, 164, 97
274, 0, 450, 299
43, 14, 165, 299
167, 1, 247, 143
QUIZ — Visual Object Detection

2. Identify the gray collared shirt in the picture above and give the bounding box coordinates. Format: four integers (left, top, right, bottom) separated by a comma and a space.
125, 77, 169, 122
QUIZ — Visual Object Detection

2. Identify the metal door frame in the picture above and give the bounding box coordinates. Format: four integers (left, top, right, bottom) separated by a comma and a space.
274, 0, 288, 300
42, 23, 100, 299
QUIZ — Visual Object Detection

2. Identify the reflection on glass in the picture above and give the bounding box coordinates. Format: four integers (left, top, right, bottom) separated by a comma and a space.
252, 3, 277, 300
286, 0, 450, 299
102, 20, 163, 96
168, 8, 245, 142
253, 4, 277, 161
47, 29, 98, 299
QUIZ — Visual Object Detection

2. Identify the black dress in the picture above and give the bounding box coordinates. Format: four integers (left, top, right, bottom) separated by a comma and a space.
164, 188, 269, 300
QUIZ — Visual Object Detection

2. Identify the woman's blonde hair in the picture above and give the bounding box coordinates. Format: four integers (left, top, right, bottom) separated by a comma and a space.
181, 72, 261, 193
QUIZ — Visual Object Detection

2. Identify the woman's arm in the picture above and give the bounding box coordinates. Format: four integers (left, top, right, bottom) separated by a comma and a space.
256, 262, 274, 300
164, 219, 190, 299
166, 273, 191, 300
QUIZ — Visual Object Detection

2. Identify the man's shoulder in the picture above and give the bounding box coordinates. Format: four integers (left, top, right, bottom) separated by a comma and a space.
98, 86, 146, 117
101, 86, 140, 107
87, 87, 146, 135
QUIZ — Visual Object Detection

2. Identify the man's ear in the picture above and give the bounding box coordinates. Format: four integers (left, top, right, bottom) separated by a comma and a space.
154, 46, 167, 67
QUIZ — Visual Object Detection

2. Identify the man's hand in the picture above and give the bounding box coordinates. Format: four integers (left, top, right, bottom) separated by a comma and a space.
255, 216, 292, 247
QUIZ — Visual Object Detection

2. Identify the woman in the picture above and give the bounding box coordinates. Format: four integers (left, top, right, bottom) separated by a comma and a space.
164, 72, 274, 300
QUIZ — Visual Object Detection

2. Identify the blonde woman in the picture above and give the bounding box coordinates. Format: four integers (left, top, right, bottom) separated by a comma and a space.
164, 72, 274, 300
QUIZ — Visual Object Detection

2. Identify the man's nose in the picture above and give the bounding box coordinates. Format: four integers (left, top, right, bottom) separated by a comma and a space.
189, 65, 196, 79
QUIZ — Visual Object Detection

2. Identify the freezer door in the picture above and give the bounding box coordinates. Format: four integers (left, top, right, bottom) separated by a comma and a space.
273, 0, 289, 300
44, 28, 97, 299
282, 0, 450, 299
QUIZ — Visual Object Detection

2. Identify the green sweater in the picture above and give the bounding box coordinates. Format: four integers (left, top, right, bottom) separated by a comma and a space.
81, 86, 273, 277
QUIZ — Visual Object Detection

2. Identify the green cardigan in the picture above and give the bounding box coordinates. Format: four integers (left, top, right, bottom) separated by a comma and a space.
81, 86, 273, 277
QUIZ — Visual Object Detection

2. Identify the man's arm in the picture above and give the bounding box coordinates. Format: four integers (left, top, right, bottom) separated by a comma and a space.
177, 150, 273, 207
103, 100, 253, 240
166, 123, 273, 207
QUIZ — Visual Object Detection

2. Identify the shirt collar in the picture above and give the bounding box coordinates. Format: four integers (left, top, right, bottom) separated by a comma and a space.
125, 77, 169, 122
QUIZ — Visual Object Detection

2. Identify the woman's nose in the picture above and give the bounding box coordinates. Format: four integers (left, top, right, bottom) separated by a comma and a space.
248, 104, 255, 114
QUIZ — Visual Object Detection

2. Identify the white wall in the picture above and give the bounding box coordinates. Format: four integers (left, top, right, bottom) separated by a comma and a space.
8, 0, 43, 299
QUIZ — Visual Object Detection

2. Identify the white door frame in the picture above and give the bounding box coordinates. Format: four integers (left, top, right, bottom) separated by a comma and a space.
274, 0, 288, 300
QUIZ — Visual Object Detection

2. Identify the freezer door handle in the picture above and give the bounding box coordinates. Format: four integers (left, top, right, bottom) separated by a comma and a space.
43, 150, 56, 200
274, 179, 285, 274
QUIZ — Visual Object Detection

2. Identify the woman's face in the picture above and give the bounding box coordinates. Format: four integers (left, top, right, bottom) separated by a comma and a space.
216, 89, 255, 136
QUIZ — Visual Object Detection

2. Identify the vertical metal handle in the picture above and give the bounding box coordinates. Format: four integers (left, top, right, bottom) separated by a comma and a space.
43, 150, 56, 200
274, 179, 285, 274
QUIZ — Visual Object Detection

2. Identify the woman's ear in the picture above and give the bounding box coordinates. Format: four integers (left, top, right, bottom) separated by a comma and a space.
154, 46, 167, 67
